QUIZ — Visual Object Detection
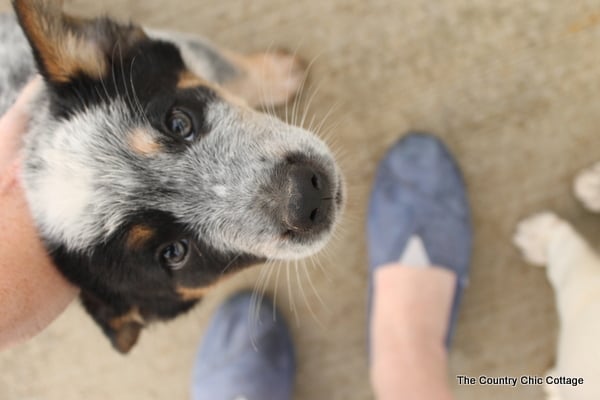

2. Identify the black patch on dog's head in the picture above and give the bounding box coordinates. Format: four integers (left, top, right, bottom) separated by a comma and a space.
51, 40, 186, 118
13, 0, 217, 121
50, 210, 261, 353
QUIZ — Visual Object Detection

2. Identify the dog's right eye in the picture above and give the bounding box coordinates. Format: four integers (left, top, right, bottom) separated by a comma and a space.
158, 239, 189, 270
167, 110, 196, 141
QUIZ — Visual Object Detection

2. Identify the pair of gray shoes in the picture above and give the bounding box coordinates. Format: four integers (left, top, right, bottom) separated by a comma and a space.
192, 133, 472, 400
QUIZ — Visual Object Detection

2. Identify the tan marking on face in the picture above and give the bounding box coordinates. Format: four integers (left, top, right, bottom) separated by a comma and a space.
129, 128, 162, 156
176, 271, 240, 301
177, 70, 209, 89
108, 307, 145, 331
178, 69, 248, 108
126, 225, 155, 250
176, 285, 213, 301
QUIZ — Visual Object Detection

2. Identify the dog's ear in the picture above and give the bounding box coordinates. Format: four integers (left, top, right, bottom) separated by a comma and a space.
12, 0, 146, 84
80, 291, 144, 354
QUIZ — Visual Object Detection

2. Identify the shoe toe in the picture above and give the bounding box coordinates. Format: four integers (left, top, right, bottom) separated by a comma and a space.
192, 292, 295, 400
368, 132, 471, 267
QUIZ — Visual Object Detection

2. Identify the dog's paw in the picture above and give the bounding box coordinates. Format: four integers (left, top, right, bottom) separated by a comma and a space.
248, 50, 306, 108
543, 368, 563, 400
513, 212, 566, 266
574, 161, 600, 213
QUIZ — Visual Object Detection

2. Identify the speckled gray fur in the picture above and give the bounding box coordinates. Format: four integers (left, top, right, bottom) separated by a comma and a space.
0, 13, 36, 114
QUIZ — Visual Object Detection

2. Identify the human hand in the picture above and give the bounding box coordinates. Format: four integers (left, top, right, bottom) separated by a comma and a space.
0, 77, 79, 350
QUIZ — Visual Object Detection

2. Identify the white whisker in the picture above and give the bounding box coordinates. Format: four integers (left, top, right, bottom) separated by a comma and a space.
295, 259, 325, 328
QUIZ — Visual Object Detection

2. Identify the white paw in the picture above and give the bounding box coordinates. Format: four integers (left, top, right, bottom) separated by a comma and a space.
513, 212, 566, 266
543, 368, 562, 400
574, 161, 600, 212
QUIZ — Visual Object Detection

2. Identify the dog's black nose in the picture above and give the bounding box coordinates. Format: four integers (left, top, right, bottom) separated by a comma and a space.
285, 165, 332, 232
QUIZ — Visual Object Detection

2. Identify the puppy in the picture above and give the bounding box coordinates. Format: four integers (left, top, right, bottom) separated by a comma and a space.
2, 0, 344, 353
514, 175, 600, 398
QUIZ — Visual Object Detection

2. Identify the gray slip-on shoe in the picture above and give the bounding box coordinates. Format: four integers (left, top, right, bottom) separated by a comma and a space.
191, 291, 295, 400
367, 132, 472, 346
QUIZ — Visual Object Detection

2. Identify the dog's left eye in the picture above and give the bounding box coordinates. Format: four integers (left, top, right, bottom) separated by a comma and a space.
159, 239, 189, 270
167, 110, 195, 141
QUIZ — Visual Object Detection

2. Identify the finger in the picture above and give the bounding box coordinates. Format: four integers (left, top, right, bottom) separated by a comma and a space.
0, 76, 43, 172
7, 75, 43, 118
0, 161, 78, 349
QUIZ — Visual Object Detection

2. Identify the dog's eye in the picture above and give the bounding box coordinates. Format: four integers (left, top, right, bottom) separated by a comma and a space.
159, 239, 189, 270
167, 110, 195, 141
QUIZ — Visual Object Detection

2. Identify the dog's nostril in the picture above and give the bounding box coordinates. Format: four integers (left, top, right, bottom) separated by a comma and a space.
310, 208, 319, 222
283, 165, 332, 232
311, 174, 320, 190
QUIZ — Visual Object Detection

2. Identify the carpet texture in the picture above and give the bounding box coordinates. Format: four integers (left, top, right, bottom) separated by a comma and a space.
3, 0, 600, 399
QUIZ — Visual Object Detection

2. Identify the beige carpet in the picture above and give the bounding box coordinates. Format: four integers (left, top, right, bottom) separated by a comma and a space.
3, 0, 600, 399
